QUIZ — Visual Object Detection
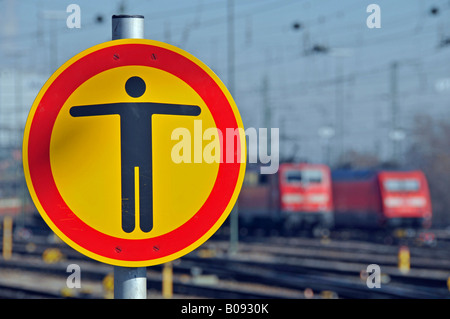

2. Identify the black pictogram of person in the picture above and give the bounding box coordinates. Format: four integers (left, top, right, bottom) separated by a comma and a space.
70, 76, 201, 233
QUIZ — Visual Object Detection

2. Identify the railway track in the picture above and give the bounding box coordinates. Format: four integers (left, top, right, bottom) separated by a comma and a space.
0, 281, 67, 299
1, 231, 449, 299
0, 242, 305, 299
202, 234, 450, 296
225, 235, 450, 271
188, 248, 449, 299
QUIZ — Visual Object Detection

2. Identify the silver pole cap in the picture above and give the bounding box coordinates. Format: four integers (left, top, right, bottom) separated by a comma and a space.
112, 15, 144, 40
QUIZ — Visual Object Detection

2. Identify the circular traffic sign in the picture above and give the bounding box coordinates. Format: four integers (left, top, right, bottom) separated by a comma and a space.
23, 39, 246, 266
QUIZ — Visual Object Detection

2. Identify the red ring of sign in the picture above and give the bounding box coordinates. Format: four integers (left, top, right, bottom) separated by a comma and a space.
27, 42, 241, 262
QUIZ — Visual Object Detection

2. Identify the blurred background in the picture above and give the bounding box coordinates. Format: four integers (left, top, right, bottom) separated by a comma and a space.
0, 0, 449, 299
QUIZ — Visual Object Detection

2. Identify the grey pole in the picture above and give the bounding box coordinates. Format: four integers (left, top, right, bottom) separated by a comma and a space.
112, 14, 147, 299
114, 267, 147, 299
227, 0, 239, 256
112, 14, 144, 40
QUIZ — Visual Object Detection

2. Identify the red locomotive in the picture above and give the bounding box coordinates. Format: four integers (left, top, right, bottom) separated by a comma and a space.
238, 163, 334, 233
331, 169, 432, 229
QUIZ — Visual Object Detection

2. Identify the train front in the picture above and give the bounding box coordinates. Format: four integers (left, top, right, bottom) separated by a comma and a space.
378, 171, 432, 228
279, 163, 334, 230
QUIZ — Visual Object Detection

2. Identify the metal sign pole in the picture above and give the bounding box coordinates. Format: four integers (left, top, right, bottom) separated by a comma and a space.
112, 14, 147, 299
114, 266, 147, 299
227, 0, 239, 256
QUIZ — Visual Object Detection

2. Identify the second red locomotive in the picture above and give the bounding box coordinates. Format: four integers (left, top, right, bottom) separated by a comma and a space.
331, 169, 432, 229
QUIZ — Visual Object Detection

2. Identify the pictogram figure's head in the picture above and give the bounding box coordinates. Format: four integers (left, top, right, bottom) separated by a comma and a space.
125, 76, 146, 98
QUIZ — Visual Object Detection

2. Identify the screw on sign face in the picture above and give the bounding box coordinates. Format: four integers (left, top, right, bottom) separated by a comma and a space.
23, 39, 246, 267
70, 76, 201, 233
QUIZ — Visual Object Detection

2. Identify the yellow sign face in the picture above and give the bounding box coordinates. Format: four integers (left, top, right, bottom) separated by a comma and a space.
51, 65, 219, 239
23, 39, 246, 266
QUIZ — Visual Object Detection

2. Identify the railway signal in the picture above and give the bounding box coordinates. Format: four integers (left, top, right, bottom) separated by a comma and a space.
162, 262, 173, 299
398, 245, 410, 274
2, 216, 12, 260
